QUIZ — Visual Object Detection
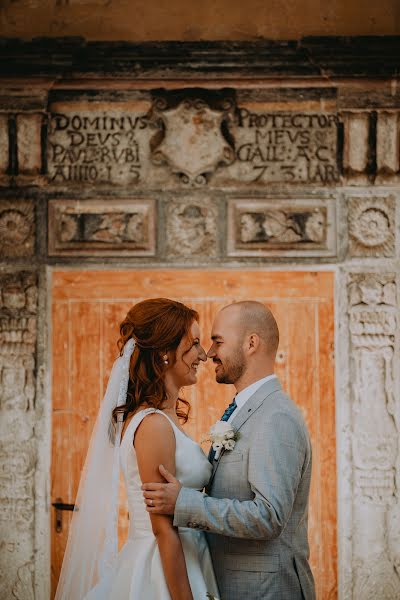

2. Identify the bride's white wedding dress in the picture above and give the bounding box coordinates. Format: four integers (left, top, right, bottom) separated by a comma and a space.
84, 408, 220, 600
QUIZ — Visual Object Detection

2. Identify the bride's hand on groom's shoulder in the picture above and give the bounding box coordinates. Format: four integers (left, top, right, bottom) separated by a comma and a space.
142, 464, 182, 515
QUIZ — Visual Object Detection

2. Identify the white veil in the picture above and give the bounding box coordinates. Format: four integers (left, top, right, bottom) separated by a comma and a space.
55, 338, 136, 600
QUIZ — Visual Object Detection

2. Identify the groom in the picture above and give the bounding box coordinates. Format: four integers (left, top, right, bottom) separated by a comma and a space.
143, 301, 315, 599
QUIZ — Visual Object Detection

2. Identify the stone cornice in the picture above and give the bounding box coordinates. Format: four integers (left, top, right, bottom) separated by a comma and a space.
0, 36, 399, 81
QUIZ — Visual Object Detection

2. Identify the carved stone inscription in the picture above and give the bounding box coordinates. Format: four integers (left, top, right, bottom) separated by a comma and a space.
48, 198, 155, 256
46, 98, 341, 189
47, 102, 152, 185
222, 110, 340, 185
46, 98, 342, 189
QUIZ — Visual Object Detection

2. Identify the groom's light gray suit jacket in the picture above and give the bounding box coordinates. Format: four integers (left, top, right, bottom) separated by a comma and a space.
174, 378, 316, 600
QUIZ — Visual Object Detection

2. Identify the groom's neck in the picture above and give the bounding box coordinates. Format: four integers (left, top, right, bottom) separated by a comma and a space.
234, 362, 275, 393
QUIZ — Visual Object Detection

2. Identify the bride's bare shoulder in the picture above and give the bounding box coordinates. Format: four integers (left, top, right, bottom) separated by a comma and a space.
121, 406, 167, 439
134, 411, 176, 478
134, 410, 175, 446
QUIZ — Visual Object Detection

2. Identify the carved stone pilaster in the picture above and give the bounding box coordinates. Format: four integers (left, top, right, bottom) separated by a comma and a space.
16, 114, 42, 176
376, 112, 400, 183
348, 273, 400, 599
342, 112, 371, 184
0, 272, 37, 600
12, 562, 35, 600
0, 114, 9, 175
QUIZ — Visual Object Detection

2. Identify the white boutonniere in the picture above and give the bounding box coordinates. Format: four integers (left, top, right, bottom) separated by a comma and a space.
203, 420, 240, 460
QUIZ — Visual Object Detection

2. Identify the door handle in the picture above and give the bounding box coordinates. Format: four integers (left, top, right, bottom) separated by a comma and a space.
52, 498, 76, 533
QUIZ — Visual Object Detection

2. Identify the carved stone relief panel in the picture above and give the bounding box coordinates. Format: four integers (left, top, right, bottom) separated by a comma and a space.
48, 198, 156, 256
348, 273, 400, 599
164, 197, 218, 259
348, 196, 395, 257
227, 198, 336, 257
47, 100, 155, 187
0, 200, 35, 258
0, 272, 37, 600
150, 97, 235, 185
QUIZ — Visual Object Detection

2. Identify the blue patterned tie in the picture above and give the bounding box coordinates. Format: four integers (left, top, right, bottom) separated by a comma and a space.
209, 398, 237, 462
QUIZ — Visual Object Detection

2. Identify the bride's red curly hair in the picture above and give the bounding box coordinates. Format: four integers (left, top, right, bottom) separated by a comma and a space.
112, 298, 199, 425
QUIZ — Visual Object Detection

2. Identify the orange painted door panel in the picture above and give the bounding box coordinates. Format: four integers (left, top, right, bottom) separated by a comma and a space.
51, 270, 337, 598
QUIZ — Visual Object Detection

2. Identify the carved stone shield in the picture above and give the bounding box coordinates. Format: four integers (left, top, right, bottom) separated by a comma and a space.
151, 99, 235, 184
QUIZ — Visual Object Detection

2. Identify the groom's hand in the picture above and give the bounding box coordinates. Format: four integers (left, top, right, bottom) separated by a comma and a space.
142, 465, 182, 515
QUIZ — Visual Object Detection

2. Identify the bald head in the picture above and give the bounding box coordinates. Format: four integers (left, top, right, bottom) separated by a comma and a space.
221, 301, 279, 358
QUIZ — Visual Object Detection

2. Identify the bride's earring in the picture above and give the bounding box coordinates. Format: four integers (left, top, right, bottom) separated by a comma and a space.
163, 354, 169, 365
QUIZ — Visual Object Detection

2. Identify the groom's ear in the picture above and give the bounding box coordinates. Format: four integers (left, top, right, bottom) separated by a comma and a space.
247, 333, 260, 354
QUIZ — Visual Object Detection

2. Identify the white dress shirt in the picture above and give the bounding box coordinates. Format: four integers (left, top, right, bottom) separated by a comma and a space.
227, 374, 277, 423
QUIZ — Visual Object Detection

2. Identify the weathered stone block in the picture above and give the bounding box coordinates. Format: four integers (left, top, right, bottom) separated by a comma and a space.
227, 198, 336, 257
164, 197, 218, 258
348, 196, 395, 258
48, 198, 156, 256
376, 111, 400, 181
0, 114, 9, 175
0, 200, 35, 258
47, 101, 154, 187
16, 113, 42, 175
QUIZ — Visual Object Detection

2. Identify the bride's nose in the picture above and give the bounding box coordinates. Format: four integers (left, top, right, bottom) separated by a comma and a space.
198, 346, 207, 361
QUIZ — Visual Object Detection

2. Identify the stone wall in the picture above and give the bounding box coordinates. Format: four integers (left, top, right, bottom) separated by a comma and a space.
0, 39, 399, 599
0, 0, 399, 40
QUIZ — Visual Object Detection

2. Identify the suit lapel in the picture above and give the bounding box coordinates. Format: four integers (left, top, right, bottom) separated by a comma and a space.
208, 378, 282, 486
230, 377, 282, 432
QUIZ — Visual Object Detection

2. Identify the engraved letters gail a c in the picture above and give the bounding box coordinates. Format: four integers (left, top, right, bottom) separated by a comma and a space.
233, 110, 340, 185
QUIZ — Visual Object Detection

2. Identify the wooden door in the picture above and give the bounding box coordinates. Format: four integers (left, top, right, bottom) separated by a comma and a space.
51, 270, 337, 598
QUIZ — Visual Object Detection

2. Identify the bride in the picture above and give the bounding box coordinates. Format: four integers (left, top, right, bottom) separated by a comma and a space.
55, 298, 220, 600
